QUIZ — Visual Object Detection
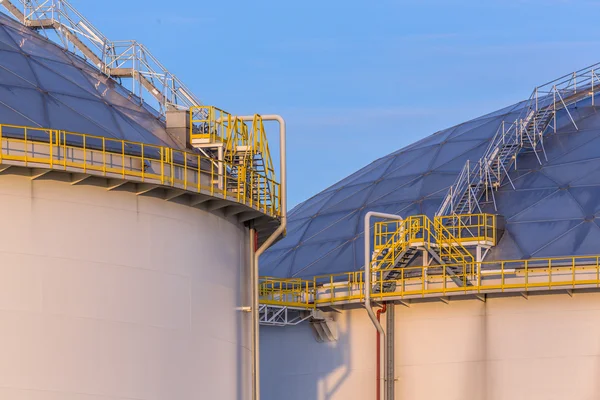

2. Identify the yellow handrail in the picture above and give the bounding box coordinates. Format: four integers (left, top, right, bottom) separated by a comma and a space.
260, 255, 600, 308
373, 214, 489, 273
189, 106, 278, 212
435, 213, 497, 245
0, 123, 281, 218
189, 105, 232, 144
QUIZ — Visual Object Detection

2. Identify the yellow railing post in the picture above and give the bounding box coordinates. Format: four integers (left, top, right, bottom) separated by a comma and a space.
596, 256, 600, 288
330, 275, 334, 304
102, 137, 106, 174
524, 260, 528, 290
572, 257, 576, 288
183, 152, 187, 190
141, 143, 145, 181
121, 140, 125, 178
49, 130, 54, 168
170, 149, 174, 186
62, 131, 66, 168
210, 154, 215, 196
196, 154, 201, 192
83, 135, 87, 173
24, 127, 28, 164
223, 158, 227, 199
160, 147, 165, 184
549, 258, 552, 289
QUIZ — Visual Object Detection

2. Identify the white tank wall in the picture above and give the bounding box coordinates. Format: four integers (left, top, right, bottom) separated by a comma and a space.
261, 291, 600, 400
0, 172, 252, 400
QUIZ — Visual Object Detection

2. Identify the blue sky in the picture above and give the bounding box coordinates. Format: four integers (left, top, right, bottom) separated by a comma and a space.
67, 0, 600, 207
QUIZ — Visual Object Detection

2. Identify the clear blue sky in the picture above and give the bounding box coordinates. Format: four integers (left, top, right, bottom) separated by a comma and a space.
72, 0, 600, 207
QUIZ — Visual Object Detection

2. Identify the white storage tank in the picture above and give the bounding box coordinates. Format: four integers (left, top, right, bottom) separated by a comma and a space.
260, 60, 600, 399
0, 9, 282, 400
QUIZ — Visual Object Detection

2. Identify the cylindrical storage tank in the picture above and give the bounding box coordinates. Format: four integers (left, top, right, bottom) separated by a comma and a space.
260, 57, 600, 400
0, 10, 284, 400
262, 292, 600, 400
0, 170, 254, 399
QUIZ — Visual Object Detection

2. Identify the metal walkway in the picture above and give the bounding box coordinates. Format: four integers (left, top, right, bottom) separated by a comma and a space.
437, 64, 600, 216
260, 255, 600, 310
0, 121, 281, 219
1, 0, 201, 118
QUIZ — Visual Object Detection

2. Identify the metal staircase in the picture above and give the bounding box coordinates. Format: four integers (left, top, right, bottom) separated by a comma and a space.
246, 115, 276, 210
437, 63, 600, 217
189, 107, 276, 207
1, 0, 202, 118
371, 215, 486, 293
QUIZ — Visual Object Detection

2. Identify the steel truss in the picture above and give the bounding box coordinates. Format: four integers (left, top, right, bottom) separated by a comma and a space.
2, 0, 202, 117
258, 304, 312, 327
437, 63, 600, 217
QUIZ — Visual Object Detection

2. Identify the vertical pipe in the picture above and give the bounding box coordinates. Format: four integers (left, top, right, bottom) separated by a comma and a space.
365, 211, 403, 400
237, 115, 286, 400
376, 304, 387, 400
249, 226, 258, 400
386, 304, 395, 400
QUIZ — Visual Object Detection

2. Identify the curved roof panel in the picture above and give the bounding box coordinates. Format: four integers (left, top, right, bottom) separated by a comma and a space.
263, 94, 600, 279
0, 12, 178, 148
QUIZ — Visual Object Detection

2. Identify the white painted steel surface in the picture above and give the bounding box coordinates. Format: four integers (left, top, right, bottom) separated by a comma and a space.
261, 291, 600, 400
0, 172, 251, 400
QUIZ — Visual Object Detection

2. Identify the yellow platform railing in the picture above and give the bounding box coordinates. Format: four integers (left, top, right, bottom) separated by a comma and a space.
0, 123, 281, 218
372, 214, 493, 274
189, 105, 233, 144
434, 217, 474, 265
435, 213, 496, 245
260, 255, 600, 308
189, 106, 277, 209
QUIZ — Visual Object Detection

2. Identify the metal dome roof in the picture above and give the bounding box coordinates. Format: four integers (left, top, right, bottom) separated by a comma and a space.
0, 11, 178, 148
262, 92, 600, 279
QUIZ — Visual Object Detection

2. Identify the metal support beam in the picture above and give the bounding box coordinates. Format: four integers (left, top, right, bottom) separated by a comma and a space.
238, 211, 264, 223
204, 199, 229, 212
0, 0, 25, 21
70, 173, 92, 185
107, 179, 128, 191
224, 205, 248, 217
189, 193, 211, 207
136, 183, 159, 195
164, 188, 185, 201
30, 168, 51, 180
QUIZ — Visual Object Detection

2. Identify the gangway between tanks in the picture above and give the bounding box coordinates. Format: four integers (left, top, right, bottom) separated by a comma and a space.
437, 63, 600, 217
